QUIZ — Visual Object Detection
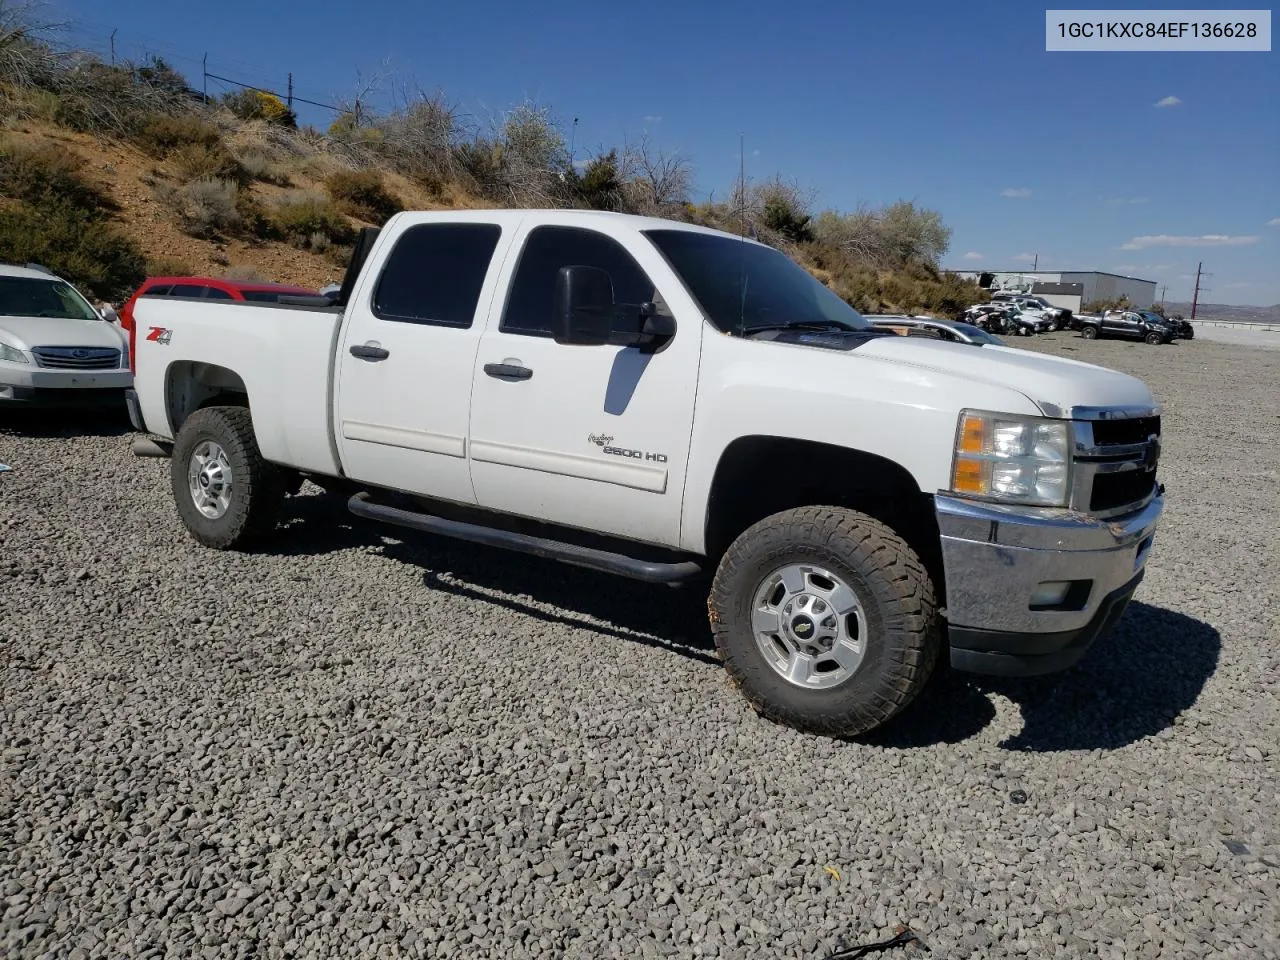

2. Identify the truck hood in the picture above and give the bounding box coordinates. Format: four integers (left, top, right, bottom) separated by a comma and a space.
0, 315, 124, 350
856, 335, 1157, 418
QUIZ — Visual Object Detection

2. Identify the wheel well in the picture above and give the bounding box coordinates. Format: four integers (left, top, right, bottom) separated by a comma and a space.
704, 436, 945, 602
165, 361, 249, 434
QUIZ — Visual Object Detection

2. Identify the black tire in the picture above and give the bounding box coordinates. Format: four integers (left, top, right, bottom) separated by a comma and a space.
170, 405, 285, 550
1144, 331, 1163, 345
1080, 324, 1099, 339
708, 506, 942, 738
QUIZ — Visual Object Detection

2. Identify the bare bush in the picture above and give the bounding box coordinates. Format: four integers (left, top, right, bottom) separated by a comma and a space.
621, 135, 691, 214
267, 190, 354, 249
158, 178, 241, 239
222, 264, 268, 282
236, 146, 290, 186
325, 169, 401, 223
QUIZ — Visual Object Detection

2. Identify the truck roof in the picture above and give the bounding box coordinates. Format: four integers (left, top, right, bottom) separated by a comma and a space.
384, 208, 773, 246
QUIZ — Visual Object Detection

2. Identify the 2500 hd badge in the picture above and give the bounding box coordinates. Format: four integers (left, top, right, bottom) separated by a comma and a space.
589, 433, 667, 463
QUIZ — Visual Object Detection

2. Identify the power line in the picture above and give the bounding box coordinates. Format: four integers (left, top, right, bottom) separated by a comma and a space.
203, 72, 340, 113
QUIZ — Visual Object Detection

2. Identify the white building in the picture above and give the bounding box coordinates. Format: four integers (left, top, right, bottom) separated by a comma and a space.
950, 270, 1158, 312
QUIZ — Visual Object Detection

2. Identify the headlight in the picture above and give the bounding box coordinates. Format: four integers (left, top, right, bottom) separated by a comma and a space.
0, 343, 29, 364
950, 409, 1071, 507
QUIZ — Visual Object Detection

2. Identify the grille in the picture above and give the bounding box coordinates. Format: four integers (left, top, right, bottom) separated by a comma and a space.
1091, 416, 1160, 447
32, 346, 122, 370
1090, 467, 1157, 512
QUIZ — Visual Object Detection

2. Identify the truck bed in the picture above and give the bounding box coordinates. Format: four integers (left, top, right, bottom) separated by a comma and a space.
131, 296, 346, 477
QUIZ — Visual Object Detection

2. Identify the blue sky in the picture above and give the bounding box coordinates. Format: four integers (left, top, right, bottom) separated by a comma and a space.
55, 0, 1278, 304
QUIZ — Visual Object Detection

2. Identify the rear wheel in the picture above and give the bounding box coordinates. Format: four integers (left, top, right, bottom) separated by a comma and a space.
709, 506, 941, 738
1080, 324, 1099, 339
170, 405, 285, 549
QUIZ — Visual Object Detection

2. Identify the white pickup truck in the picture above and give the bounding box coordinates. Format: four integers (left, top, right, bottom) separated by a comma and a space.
125, 209, 1165, 737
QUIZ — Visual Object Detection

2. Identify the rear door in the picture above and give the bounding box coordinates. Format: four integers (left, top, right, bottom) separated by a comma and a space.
334, 216, 513, 505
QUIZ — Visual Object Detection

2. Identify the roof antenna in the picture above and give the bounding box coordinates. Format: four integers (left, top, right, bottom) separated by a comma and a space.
738, 132, 746, 238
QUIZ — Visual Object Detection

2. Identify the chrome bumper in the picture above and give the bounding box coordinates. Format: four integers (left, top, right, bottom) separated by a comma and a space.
936, 492, 1163, 676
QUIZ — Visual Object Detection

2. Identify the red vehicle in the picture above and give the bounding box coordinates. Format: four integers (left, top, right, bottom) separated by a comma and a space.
117, 276, 321, 371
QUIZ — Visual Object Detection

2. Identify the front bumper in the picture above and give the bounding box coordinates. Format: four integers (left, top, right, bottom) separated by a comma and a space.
1, 367, 132, 408
936, 492, 1163, 677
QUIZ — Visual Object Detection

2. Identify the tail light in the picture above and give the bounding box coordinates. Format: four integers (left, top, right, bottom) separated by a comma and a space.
121, 302, 137, 372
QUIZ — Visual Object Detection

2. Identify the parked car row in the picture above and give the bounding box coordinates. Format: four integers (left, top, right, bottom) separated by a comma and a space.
961, 301, 1056, 336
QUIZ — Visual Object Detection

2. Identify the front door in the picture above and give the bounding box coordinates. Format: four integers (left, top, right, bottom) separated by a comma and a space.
467, 223, 703, 548
335, 217, 511, 504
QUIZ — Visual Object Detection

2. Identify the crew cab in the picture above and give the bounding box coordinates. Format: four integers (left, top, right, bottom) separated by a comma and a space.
125, 210, 1165, 738
1078, 309, 1175, 344
0, 263, 131, 408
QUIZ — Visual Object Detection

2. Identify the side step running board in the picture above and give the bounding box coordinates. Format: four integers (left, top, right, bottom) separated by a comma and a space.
347, 491, 703, 585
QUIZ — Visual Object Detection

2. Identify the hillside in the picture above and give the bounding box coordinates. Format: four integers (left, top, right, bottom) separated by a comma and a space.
1163, 301, 1280, 324
0, 21, 988, 316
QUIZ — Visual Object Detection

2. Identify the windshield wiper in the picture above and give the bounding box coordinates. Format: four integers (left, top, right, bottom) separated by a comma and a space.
745, 320, 860, 335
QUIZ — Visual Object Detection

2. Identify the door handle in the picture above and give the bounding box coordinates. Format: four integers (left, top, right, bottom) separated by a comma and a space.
483, 362, 533, 381
349, 343, 389, 361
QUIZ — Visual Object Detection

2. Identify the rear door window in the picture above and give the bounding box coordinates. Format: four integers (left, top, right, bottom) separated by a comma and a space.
372, 223, 503, 328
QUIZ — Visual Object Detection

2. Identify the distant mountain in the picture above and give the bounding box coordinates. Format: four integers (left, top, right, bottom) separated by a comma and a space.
1162, 302, 1280, 323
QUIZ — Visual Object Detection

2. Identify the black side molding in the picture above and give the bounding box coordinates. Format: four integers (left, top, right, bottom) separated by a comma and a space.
347, 492, 703, 585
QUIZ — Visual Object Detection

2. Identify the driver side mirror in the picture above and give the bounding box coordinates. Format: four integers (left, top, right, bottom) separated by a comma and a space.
553, 265, 614, 346
553, 265, 676, 350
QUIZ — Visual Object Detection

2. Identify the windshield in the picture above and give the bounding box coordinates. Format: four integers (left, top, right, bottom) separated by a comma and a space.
1139, 311, 1166, 323
644, 229, 870, 334
0, 276, 99, 320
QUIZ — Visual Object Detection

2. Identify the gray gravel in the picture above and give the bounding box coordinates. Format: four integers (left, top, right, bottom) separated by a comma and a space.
2, 332, 1278, 959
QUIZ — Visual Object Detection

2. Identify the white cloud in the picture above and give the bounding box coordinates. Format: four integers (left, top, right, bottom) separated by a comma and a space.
1103, 196, 1148, 206
962, 251, 984, 261
643, 115, 663, 123
1012, 252, 1037, 263
1155, 95, 1181, 108
1268, 217, 1280, 227
1000, 188, 1032, 198
1120, 234, 1259, 250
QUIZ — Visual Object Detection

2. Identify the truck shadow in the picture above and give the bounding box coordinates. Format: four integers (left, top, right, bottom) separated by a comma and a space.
264, 494, 1221, 751
860, 602, 1221, 752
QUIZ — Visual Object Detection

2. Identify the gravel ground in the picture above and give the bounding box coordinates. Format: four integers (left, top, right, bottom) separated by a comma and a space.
2, 331, 1277, 960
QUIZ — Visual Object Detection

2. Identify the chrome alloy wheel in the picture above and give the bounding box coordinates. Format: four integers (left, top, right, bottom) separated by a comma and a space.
750, 563, 868, 689
187, 440, 234, 519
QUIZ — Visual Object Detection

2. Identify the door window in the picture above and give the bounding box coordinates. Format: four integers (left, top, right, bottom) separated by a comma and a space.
203, 287, 234, 299
372, 223, 503, 327
501, 226, 658, 337
168, 284, 207, 298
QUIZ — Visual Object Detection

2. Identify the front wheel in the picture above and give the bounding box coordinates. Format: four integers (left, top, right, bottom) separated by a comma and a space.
1144, 331, 1163, 345
708, 506, 942, 738
170, 405, 286, 550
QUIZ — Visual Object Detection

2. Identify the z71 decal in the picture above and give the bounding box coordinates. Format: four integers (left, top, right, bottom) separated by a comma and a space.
145, 326, 173, 344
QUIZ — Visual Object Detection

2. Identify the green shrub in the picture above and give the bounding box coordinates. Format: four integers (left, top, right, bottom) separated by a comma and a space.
0, 200, 146, 300
221, 89, 297, 128
0, 139, 115, 212
135, 114, 222, 158
267, 191, 355, 249
170, 140, 247, 185
222, 264, 268, 282
324, 169, 401, 223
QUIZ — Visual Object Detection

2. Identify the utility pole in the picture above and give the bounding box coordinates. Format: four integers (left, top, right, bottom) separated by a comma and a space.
569, 117, 578, 164
1160, 284, 1167, 305
287, 73, 293, 109
1032, 253, 1038, 270
202, 53, 207, 104
1190, 261, 1206, 319
109, 29, 117, 66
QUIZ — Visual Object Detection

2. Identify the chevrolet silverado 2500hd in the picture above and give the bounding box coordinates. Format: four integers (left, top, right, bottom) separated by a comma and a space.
125, 210, 1165, 737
